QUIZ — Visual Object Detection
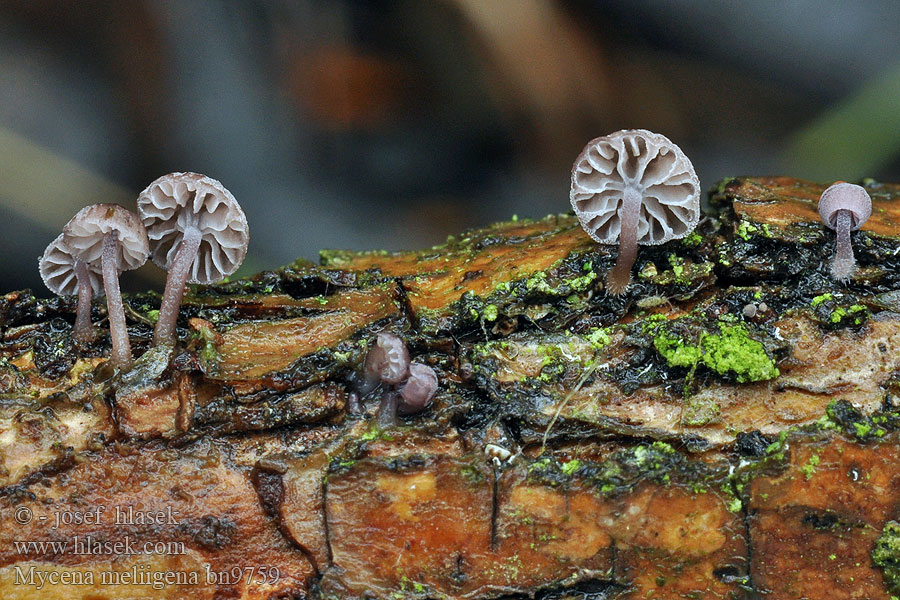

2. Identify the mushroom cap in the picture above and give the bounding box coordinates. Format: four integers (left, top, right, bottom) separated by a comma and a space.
398, 362, 438, 413
364, 332, 411, 385
137, 172, 249, 285
818, 182, 872, 231
39, 234, 104, 296
62, 204, 150, 272
570, 129, 701, 246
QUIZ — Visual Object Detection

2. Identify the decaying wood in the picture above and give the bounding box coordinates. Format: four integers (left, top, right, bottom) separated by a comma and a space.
3, 176, 900, 598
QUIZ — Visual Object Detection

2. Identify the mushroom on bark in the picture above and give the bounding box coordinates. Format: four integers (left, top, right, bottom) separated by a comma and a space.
397, 362, 438, 415
363, 332, 410, 391
570, 129, 701, 294
137, 172, 249, 346
817, 182, 872, 281
62, 204, 150, 368
39, 234, 104, 343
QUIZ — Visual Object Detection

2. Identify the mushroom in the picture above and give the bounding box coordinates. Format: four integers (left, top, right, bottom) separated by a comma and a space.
137, 173, 249, 346
397, 362, 438, 415
39, 234, 104, 343
817, 182, 872, 281
363, 332, 410, 391
570, 129, 701, 294
62, 204, 150, 368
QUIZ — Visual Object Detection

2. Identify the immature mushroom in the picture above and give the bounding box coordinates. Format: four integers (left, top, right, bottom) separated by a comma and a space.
363, 332, 410, 390
39, 234, 104, 343
62, 204, 149, 368
137, 173, 249, 346
397, 362, 438, 415
570, 129, 701, 294
817, 182, 872, 281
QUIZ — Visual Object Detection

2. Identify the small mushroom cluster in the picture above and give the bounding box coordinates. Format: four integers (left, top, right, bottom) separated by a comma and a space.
39, 173, 249, 369
361, 333, 438, 427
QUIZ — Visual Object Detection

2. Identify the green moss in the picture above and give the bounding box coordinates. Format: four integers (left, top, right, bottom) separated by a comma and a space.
727, 497, 742, 513
873, 521, 900, 594
736, 219, 758, 241
654, 322, 778, 383
482, 304, 499, 322
811, 293, 834, 307
854, 422, 872, 438
561, 459, 581, 475
586, 327, 611, 351
682, 231, 703, 247
190, 320, 220, 364
800, 453, 820, 480
700, 324, 779, 382
669, 254, 685, 280
146, 309, 159, 324
654, 332, 702, 368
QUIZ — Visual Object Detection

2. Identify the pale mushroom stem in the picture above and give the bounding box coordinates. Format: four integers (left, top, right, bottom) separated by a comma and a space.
101, 231, 132, 368
831, 210, 856, 280
377, 391, 400, 428
153, 225, 203, 346
72, 259, 96, 344
606, 187, 642, 295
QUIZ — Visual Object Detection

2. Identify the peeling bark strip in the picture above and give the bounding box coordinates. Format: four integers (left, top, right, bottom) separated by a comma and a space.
3, 177, 900, 598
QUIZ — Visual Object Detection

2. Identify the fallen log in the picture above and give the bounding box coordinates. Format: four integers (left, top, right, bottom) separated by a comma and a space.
2, 176, 900, 598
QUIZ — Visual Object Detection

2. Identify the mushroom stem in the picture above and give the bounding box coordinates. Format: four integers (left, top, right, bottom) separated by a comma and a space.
831, 209, 856, 280
153, 225, 203, 346
101, 231, 132, 368
72, 259, 96, 343
376, 391, 399, 428
606, 186, 641, 295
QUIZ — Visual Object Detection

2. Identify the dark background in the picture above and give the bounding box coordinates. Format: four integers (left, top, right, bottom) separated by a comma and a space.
3, 0, 900, 296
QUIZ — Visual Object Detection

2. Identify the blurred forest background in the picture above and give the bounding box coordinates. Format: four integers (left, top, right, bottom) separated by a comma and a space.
2, 0, 900, 295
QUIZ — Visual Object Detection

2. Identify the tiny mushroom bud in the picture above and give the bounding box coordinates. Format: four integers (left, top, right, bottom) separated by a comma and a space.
62, 204, 150, 368
137, 173, 249, 346
397, 362, 438, 415
363, 333, 410, 388
570, 129, 701, 295
817, 182, 872, 281
39, 233, 103, 343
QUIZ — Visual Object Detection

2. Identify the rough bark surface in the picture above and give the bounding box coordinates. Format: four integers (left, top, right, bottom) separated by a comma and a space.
2, 176, 900, 598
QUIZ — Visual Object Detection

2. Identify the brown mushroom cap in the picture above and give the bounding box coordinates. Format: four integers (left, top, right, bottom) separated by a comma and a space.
61, 204, 150, 272
39, 234, 103, 296
137, 172, 249, 285
570, 129, 701, 246
818, 182, 872, 231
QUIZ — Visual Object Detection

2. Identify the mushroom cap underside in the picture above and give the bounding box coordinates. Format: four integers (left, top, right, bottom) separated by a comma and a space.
137, 172, 249, 285
570, 129, 700, 246
39, 234, 104, 296
61, 204, 150, 272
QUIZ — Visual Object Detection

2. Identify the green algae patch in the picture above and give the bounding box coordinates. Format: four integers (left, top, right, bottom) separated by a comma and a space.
701, 324, 779, 382
653, 322, 779, 383
654, 332, 702, 369
873, 520, 900, 595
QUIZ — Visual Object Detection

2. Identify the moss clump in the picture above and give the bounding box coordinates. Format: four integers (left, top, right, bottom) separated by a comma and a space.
701, 324, 779, 382
811, 293, 833, 307
829, 304, 868, 326
873, 521, 900, 595
586, 327, 611, 351
681, 231, 703, 247
736, 219, 758, 241
654, 332, 702, 368
654, 323, 779, 383
560, 459, 581, 475
482, 304, 499, 322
